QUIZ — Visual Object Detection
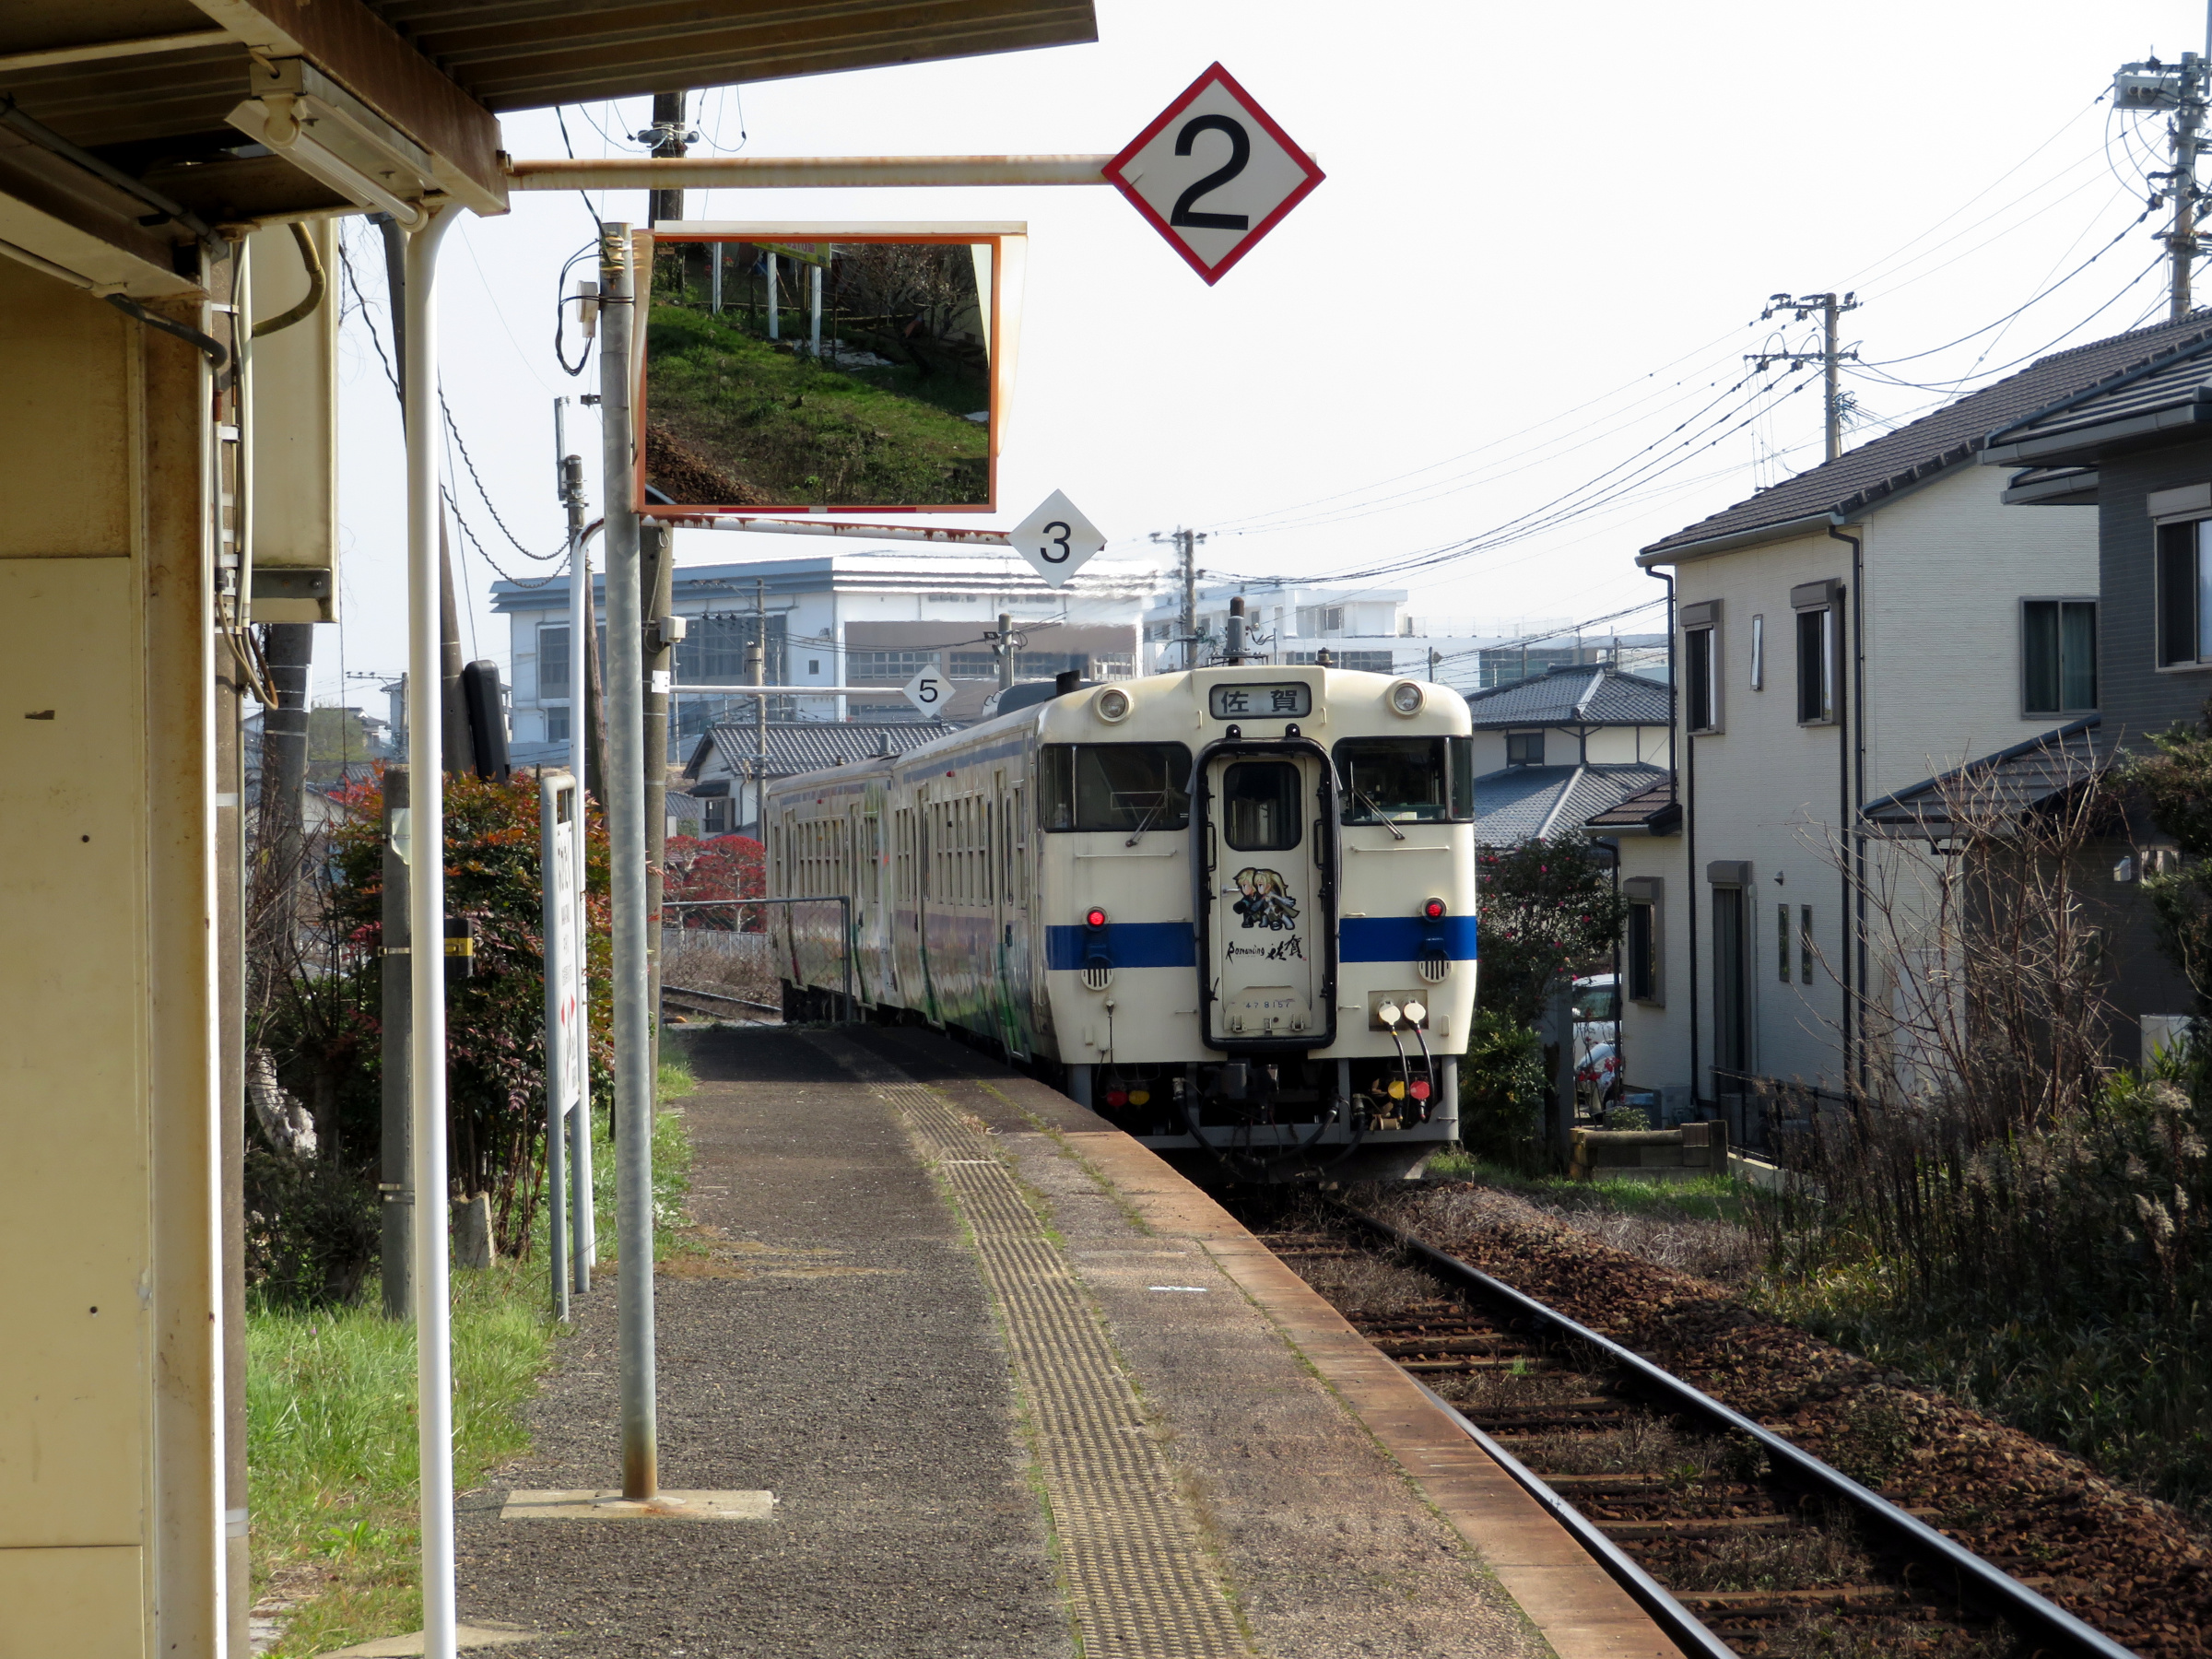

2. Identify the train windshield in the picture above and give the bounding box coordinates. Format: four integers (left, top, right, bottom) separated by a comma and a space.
1335, 737, 1472, 823
1040, 744, 1193, 832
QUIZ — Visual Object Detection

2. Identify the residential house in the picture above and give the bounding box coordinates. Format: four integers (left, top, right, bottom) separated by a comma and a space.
1463, 665, 1672, 845
1612, 312, 2212, 1132
1971, 320, 2212, 1046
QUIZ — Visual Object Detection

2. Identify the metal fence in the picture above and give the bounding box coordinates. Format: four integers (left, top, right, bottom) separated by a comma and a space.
661, 896, 855, 1022
1710, 1068, 1858, 1154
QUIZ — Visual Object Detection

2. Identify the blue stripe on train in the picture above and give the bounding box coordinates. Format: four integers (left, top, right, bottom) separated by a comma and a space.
1338, 915, 1477, 963
1045, 916, 1476, 970
1045, 922, 1197, 970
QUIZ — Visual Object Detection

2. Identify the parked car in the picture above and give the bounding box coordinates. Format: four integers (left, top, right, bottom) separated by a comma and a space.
1571, 974, 1621, 1112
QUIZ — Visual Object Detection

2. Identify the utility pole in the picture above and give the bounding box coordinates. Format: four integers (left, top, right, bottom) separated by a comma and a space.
1148, 526, 1207, 670
600, 218, 659, 1503
2114, 42, 2212, 321
995, 610, 1017, 691
556, 400, 594, 1287
1751, 292, 1861, 463
642, 93, 692, 227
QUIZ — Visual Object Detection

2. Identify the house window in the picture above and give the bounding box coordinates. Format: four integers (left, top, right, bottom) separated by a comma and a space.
2156, 518, 2212, 667
1777, 902, 1791, 982
1684, 623, 1718, 733
1505, 730, 1545, 767
545, 704, 571, 743
1800, 903, 1814, 985
1749, 615, 1764, 691
808, 659, 820, 675
1795, 606, 1836, 724
1625, 881, 1661, 1004
2022, 599, 2098, 713
537, 624, 570, 695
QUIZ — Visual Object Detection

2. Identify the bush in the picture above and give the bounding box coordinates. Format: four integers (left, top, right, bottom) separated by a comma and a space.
1458, 1006, 1547, 1169
246, 770, 613, 1302
1475, 834, 1626, 1028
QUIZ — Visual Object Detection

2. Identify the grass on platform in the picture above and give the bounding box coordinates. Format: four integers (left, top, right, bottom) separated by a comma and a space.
249, 1036, 700, 1656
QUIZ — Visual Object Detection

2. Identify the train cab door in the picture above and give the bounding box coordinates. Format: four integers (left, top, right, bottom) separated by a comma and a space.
1205, 753, 1325, 1042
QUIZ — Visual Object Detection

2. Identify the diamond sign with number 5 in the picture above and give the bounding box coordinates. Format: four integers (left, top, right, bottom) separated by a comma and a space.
1012, 490, 1106, 588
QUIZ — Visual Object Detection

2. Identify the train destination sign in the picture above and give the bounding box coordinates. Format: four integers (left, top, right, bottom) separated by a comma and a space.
1209, 681, 1313, 719
1012, 489, 1105, 588
1106, 64, 1324, 286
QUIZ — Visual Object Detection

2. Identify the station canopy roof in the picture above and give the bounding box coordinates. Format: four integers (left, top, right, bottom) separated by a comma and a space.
0, 0, 1096, 293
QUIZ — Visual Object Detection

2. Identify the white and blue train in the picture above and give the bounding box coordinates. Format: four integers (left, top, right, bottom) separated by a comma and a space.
763, 660, 1478, 1180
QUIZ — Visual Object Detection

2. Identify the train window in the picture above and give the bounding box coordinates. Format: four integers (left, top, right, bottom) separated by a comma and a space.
1335, 737, 1452, 824
1449, 736, 1475, 819
1040, 743, 1193, 832
1222, 761, 1303, 851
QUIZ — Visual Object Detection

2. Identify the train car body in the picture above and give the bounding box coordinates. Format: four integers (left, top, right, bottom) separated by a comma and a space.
763, 665, 1477, 1180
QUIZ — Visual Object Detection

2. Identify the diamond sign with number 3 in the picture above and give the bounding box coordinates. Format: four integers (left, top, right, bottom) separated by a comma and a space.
1012, 490, 1106, 588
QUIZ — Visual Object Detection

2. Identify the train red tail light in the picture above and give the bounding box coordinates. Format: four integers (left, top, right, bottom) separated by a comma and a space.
1410, 1079, 1431, 1101
1422, 897, 1446, 920
1085, 907, 1108, 929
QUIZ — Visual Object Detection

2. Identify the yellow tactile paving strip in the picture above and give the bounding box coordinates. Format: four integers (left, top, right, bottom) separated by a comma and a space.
806, 1034, 1252, 1659
1038, 1115, 1685, 1659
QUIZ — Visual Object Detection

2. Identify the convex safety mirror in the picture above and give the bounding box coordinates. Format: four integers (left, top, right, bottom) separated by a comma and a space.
639, 222, 1026, 513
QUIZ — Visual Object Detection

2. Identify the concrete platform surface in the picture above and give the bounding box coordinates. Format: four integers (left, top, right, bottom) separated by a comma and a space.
443, 1026, 1681, 1659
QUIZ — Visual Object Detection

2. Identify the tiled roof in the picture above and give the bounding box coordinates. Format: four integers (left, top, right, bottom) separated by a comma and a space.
1473, 764, 1668, 844
1984, 331, 2212, 461
1465, 666, 1672, 728
1641, 311, 2212, 559
1859, 717, 2111, 836
1583, 777, 1679, 830
682, 719, 957, 782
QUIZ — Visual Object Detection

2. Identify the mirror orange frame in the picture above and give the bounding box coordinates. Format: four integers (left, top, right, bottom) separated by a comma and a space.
634, 222, 1026, 516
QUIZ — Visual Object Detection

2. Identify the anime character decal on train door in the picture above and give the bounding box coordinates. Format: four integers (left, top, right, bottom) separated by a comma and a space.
1230, 868, 1300, 931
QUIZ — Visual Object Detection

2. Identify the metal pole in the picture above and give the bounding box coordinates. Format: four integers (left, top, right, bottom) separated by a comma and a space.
997, 610, 1015, 691
711, 242, 722, 314
215, 599, 249, 1659
602, 219, 659, 1502
643, 524, 674, 1084
380, 766, 414, 1318
562, 444, 595, 1287
765, 251, 779, 341
754, 576, 768, 829
402, 203, 460, 1659
542, 775, 571, 1323
2174, 54, 2205, 323
809, 259, 822, 357
647, 91, 688, 227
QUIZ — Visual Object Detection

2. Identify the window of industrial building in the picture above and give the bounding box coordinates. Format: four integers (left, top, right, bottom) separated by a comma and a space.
1800, 903, 1815, 984
538, 623, 570, 694
545, 705, 571, 744
2022, 598, 2097, 713
1777, 902, 1792, 982
848, 648, 939, 685
2156, 518, 2212, 667
1039, 744, 1192, 832
1504, 730, 1545, 767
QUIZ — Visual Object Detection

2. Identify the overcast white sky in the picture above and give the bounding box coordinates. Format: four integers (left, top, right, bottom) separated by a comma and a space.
316, 0, 2210, 705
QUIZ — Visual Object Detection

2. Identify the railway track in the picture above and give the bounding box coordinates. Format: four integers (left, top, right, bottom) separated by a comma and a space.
1241, 1199, 2147, 1659
660, 982, 780, 1023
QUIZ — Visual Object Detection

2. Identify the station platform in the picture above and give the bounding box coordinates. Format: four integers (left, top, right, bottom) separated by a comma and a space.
444, 1026, 1682, 1659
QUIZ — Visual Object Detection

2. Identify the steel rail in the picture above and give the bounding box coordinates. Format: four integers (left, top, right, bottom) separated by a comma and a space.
662, 982, 780, 1018
1409, 1379, 1737, 1659
1344, 1206, 2141, 1659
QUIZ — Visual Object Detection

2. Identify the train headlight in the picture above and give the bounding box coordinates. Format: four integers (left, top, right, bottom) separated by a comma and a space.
1095, 686, 1132, 723
1387, 680, 1425, 716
